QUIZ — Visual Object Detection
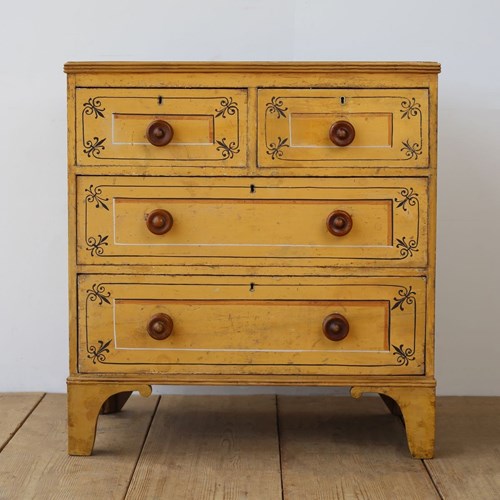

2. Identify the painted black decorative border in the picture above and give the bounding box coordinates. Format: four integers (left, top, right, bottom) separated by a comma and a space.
82, 183, 421, 262
79, 94, 242, 162
394, 188, 420, 259
390, 285, 417, 365
266, 97, 288, 119
85, 185, 109, 210
82, 282, 422, 369
262, 93, 426, 163
266, 137, 289, 159
85, 284, 112, 364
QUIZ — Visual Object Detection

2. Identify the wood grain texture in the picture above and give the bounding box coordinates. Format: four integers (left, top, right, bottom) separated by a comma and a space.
0, 394, 158, 499
69, 374, 437, 387
278, 396, 439, 500
0, 393, 44, 451
424, 397, 500, 499
64, 61, 441, 74
125, 395, 282, 500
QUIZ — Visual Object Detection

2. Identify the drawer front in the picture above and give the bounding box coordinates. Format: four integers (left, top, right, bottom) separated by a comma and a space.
258, 89, 429, 168
78, 275, 426, 375
75, 88, 247, 167
77, 176, 427, 267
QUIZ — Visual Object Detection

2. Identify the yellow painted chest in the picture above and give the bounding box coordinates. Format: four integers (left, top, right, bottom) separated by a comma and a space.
65, 61, 440, 457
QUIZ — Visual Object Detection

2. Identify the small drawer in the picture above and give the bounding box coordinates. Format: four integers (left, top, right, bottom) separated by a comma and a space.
78, 275, 426, 375
258, 89, 429, 168
77, 176, 427, 267
75, 88, 247, 167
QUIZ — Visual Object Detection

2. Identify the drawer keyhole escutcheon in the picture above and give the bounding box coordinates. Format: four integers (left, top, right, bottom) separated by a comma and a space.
340, 96, 346, 105
323, 313, 349, 341
329, 120, 355, 147
147, 313, 173, 340
326, 210, 353, 237
147, 119, 174, 146
146, 209, 174, 235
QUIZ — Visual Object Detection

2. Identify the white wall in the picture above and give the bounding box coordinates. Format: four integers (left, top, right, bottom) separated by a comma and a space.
1, 0, 499, 395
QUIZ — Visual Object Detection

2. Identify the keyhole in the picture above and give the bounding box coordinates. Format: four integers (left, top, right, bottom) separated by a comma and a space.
249, 283, 255, 292
340, 96, 346, 105
250, 184, 256, 194
158, 96, 163, 105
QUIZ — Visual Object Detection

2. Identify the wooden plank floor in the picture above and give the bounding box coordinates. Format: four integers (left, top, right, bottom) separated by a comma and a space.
0, 394, 499, 499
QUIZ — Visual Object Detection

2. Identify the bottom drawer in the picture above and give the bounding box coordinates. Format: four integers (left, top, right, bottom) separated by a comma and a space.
78, 275, 426, 375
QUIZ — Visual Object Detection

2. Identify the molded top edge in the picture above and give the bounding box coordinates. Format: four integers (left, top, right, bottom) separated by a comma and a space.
64, 61, 441, 74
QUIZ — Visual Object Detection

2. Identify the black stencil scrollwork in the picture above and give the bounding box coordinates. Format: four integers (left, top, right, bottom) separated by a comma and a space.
391, 344, 416, 366
88, 339, 112, 364
400, 98, 421, 120
81, 97, 107, 159
87, 284, 111, 305
391, 286, 416, 311
266, 97, 288, 119
83, 137, 106, 158
216, 138, 240, 159
85, 185, 109, 210
83, 97, 105, 119
266, 137, 289, 160
86, 234, 109, 256
400, 96, 423, 161
85, 285, 112, 364
396, 236, 418, 258
215, 97, 238, 118
391, 285, 417, 366
395, 187, 418, 212
394, 187, 419, 259
400, 140, 422, 160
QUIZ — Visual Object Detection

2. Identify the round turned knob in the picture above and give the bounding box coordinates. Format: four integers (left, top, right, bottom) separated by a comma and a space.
329, 120, 355, 147
147, 120, 174, 146
326, 210, 352, 236
323, 313, 349, 341
147, 313, 173, 340
146, 209, 173, 235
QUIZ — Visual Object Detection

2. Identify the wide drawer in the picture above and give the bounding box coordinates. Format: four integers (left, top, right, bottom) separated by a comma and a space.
258, 88, 429, 168
78, 275, 426, 375
77, 176, 427, 267
75, 88, 247, 167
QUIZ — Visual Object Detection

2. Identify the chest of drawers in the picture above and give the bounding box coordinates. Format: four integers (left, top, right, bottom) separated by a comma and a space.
65, 61, 440, 458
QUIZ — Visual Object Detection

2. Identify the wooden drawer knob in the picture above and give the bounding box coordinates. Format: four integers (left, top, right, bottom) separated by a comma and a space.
147, 313, 173, 340
147, 119, 173, 146
329, 120, 355, 147
323, 313, 349, 341
146, 209, 173, 235
326, 210, 352, 236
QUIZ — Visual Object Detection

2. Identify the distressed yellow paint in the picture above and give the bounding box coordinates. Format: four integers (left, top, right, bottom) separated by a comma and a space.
76, 88, 248, 167
77, 176, 428, 267
77, 274, 426, 375
351, 386, 436, 459
258, 88, 429, 168
66, 61, 439, 456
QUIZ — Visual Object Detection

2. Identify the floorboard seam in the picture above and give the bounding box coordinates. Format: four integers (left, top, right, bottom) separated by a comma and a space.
422, 459, 444, 500
0, 392, 46, 454
123, 394, 161, 500
275, 395, 285, 500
